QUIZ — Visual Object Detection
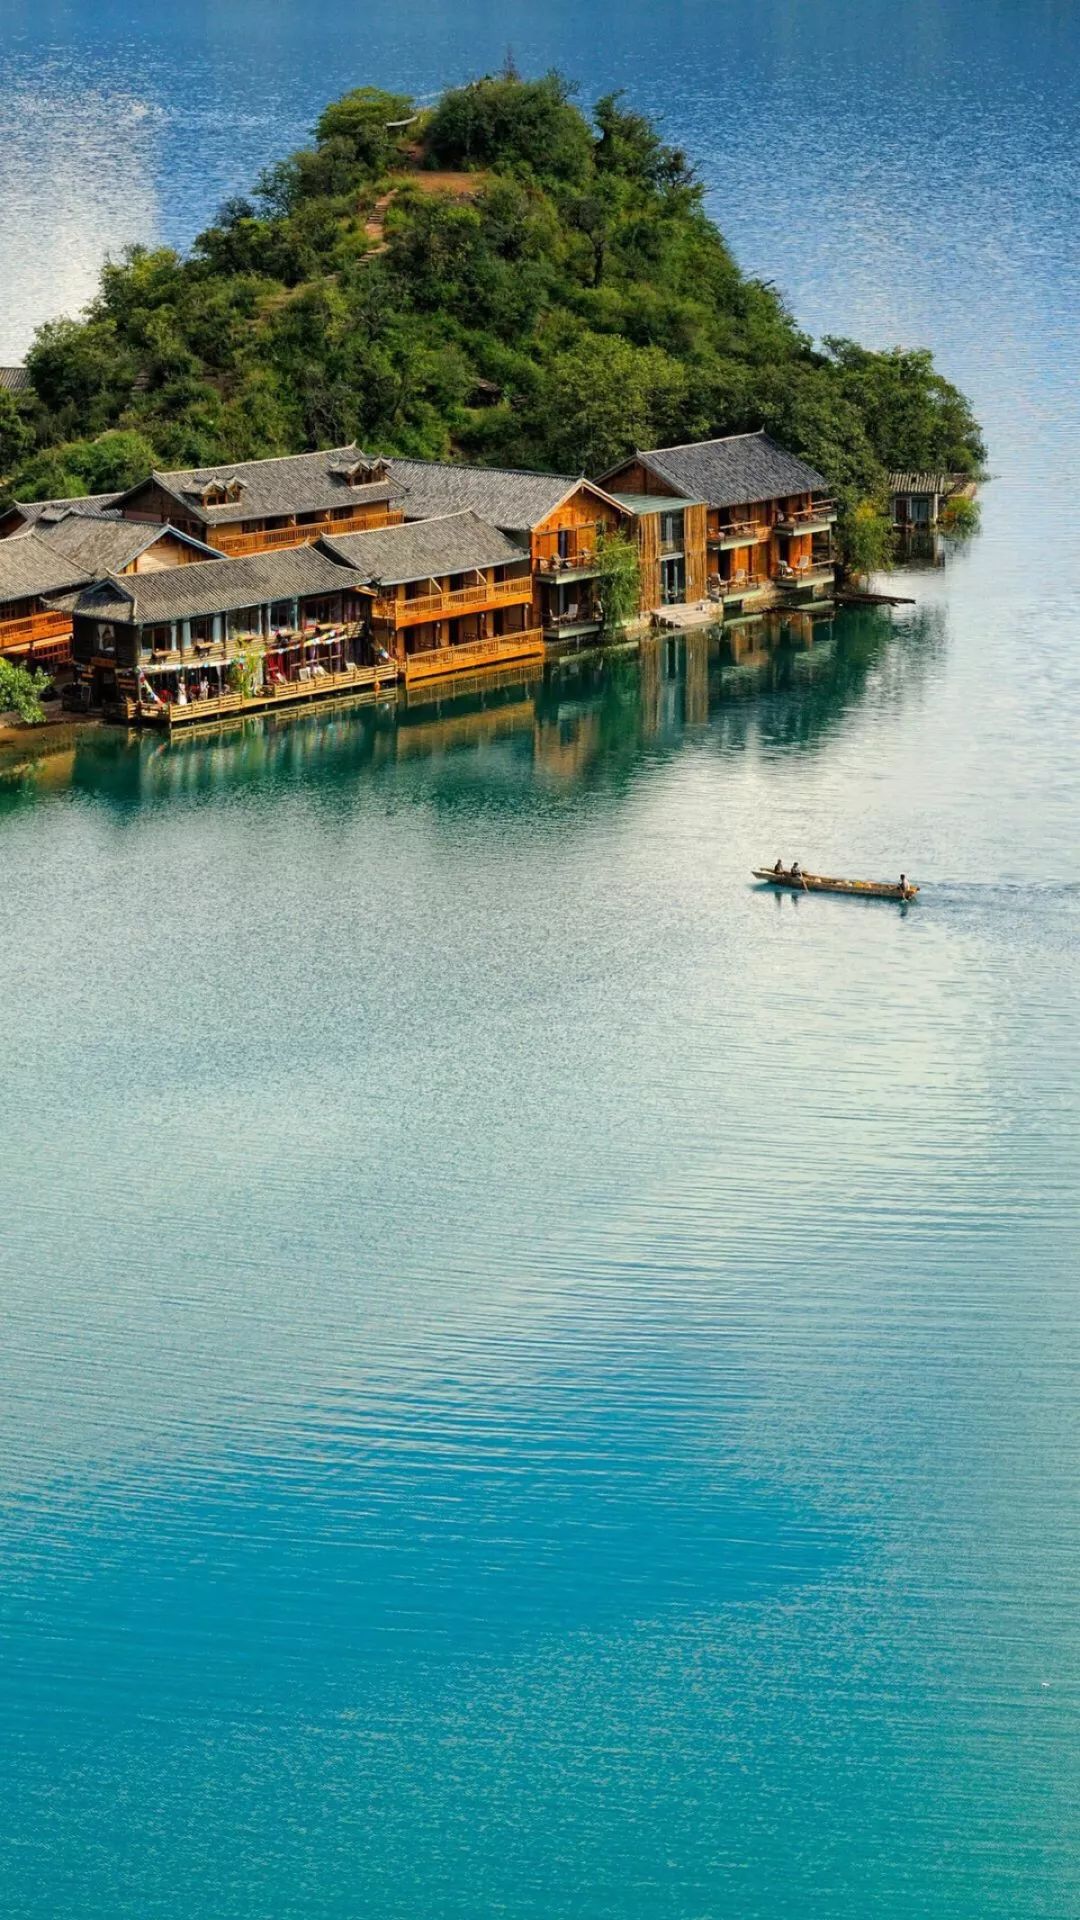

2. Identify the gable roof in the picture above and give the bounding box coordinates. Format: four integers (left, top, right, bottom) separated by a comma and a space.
887, 471, 974, 495
606, 491, 703, 516
385, 458, 616, 534
320, 510, 528, 585
604, 432, 829, 508
35, 512, 221, 575
114, 446, 400, 527
0, 531, 91, 603
0, 366, 31, 394
1, 491, 122, 533
60, 543, 366, 627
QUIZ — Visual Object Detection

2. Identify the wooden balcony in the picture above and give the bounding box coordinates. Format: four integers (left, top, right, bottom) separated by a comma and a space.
142, 621, 367, 671
404, 628, 545, 686
535, 545, 600, 577
710, 521, 772, 550
145, 662, 399, 729
723, 573, 770, 596
0, 607, 72, 657
775, 501, 837, 532
212, 509, 405, 558
776, 562, 836, 591
374, 576, 533, 627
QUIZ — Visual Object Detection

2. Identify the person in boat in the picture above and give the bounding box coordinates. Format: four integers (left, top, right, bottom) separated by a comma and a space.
791, 859, 802, 879
774, 858, 784, 875
899, 873, 907, 893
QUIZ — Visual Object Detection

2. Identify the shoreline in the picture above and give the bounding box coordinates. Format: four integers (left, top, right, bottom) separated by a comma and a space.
0, 707, 106, 764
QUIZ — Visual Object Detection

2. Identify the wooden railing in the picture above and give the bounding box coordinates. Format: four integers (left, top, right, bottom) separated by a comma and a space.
373, 576, 533, 625
151, 662, 398, 728
0, 607, 72, 655
710, 520, 771, 545
777, 560, 835, 585
404, 628, 545, 685
776, 500, 837, 528
212, 509, 405, 558
534, 545, 599, 574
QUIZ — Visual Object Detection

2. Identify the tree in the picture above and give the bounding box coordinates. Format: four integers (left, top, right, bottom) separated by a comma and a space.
0, 659, 52, 725
594, 92, 696, 195
426, 72, 593, 182
841, 499, 894, 581
315, 89, 414, 174
822, 338, 985, 475
595, 528, 640, 634
0, 389, 33, 482
536, 335, 687, 473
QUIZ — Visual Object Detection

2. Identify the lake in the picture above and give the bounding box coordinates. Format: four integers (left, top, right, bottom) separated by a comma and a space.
2, 4, 1080, 1916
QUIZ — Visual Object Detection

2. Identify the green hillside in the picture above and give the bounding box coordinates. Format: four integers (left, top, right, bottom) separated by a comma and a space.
0, 72, 984, 564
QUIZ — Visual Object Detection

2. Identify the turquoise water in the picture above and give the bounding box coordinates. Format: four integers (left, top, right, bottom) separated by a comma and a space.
3, 4, 1080, 1915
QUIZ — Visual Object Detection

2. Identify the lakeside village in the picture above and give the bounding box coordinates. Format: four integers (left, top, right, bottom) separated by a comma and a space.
0, 433, 835, 729
0, 428, 975, 733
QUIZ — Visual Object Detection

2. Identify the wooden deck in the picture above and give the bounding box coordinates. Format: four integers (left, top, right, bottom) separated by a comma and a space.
374, 578, 534, 626
143, 662, 399, 729
0, 608, 72, 661
212, 510, 405, 558
403, 629, 546, 686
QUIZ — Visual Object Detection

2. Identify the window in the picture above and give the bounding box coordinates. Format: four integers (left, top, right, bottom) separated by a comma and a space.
659, 510, 684, 551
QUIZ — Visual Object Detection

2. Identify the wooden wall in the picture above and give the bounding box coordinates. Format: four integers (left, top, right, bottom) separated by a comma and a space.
128, 532, 206, 573
601, 460, 682, 500
636, 511, 661, 610
684, 504, 708, 602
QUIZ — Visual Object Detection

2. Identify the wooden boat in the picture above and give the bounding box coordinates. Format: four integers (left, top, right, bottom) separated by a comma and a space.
753, 868, 919, 901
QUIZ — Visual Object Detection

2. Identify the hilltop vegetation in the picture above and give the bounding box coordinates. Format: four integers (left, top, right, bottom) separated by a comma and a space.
0, 73, 984, 561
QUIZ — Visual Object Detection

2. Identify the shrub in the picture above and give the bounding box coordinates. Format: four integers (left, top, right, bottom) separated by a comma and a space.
941, 492, 980, 537
0, 659, 53, 725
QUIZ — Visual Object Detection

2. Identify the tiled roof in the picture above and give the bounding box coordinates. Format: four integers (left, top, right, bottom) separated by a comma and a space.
63, 543, 366, 626
888, 471, 973, 495
607, 492, 702, 516
118, 446, 401, 526
0, 532, 90, 602
0, 366, 31, 393
611, 432, 828, 508
320, 510, 528, 585
385, 457, 588, 533
35, 513, 220, 576
3, 491, 122, 530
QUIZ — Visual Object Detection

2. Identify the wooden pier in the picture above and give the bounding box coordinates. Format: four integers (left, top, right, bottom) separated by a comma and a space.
142, 661, 398, 729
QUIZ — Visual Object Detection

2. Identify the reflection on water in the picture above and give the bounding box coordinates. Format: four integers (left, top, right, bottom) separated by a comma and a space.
0, 608, 943, 815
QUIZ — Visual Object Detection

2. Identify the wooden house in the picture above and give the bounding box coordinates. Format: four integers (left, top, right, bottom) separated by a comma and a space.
889, 471, 977, 529
601, 432, 836, 614
318, 510, 542, 684
64, 544, 391, 726
0, 534, 93, 667
0, 514, 221, 668
385, 459, 631, 643
110, 448, 406, 557
37, 510, 221, 576
598, 486, 708, 614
